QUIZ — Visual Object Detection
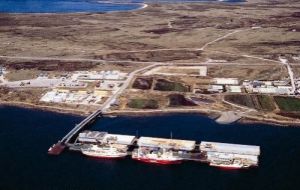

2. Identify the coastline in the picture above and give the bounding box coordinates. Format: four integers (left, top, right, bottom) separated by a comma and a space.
139, 3, 148, 10
0, 101, 88, 117
1, 101, 299, 127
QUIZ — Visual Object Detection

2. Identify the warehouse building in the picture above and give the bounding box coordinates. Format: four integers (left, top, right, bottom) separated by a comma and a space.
214, 78, 239, 85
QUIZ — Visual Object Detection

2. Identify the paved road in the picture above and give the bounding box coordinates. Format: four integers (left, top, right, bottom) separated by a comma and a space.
101, 63, 162, 112
107, 107, 222, 114
279, 57, 296, 93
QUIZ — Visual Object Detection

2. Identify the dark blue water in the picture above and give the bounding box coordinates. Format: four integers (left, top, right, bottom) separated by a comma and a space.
0, 106, 299, 190
0, 0, 141, 13
0, 0, 244, 13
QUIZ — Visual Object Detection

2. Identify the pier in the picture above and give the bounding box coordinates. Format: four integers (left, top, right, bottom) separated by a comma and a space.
48, 109, 103, 155
49, 118, 260, 170
63, 109, 103, 144
64, 131, 260, 167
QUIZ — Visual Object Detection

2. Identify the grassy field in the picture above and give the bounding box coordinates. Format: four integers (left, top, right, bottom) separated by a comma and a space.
274, 96, 300, 112
225, 94, 255, 109
225, 94, 276, 111
256, 95, 276, 111
207, 65, 288, 80
127, 99, 159, 109
5, 69, 39, 81
154, 79, 189, 92
0, 87, 45, 103
132, 77, 153, 90
168, 94, 197, 107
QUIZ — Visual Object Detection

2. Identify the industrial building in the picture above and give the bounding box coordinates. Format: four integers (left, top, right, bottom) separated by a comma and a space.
243, 80, 293, 95
213, 78, 239, 85
207, 85, 224, 93
74, 70, 127, 81
252, 86, 292, 95
56, 81, 87, 88
137, 137, 196, 151
200, 141, 260, 166
227, 85, 242, 93
40, 89, 103, 105
78, 131, 136, 145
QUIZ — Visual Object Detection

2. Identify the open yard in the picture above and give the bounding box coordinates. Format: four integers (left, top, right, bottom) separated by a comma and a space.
127, 99, 159, 109
208, 65, 288, 80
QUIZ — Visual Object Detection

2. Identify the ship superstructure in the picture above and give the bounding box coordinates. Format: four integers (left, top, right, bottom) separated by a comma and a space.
81, 144, 128, 158
78, 131, 136, 159
200, 141, 260, 169
132, 137, 196, 165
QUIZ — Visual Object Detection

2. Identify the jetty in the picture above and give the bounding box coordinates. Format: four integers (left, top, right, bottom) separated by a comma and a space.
48, 109, 103, 155
49, 113, 260, 170
215, 111, 241, 124
64, 130, 260, 167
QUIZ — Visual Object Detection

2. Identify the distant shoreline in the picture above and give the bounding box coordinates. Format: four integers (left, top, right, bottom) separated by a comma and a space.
1, 101, 299, 127
0, 0, 147, 14
0, 0, 251, 14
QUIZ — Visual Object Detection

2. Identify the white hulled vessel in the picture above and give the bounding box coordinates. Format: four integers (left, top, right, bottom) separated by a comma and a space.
81, 144, 128, 159
132, 148, 183, 165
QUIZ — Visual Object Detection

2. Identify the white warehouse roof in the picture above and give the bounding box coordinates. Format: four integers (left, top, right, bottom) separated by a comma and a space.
78, 131, 136, 145
214, 78, 239, 85
138, 137, 196, 151
228, 85, 242, 93
103, 134, 136, 145
200, 141, 260, 156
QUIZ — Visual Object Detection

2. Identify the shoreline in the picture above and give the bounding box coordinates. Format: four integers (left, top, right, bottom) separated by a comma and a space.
0, 101, 88, 117
139, 3, 148, 10
1, 101, 299, 127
